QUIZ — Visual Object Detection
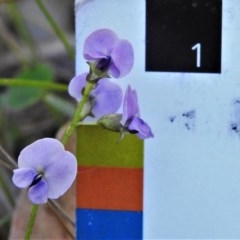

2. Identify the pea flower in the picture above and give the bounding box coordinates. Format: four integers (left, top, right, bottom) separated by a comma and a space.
83, 28, 134, 78
98, 85, 154, 139
120, 85, 154, 139
68, 72, 122, 119
12, 138, 77, 204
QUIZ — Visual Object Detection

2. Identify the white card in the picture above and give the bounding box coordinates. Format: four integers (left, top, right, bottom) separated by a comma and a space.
75, 0, 240, 238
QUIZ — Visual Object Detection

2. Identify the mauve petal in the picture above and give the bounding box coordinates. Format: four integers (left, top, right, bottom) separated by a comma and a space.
121, 85, 139, 125
128, 117, 154, 139
91, 79, 123, 118
18, 138, 65, 172
83, 29, 118, 60
12, 168, 37, 188
68, 73, 87, 102
108, 62, 120, 79
44, 151, 77, 199
28, 179, 48, 204
110, 39, 134, 78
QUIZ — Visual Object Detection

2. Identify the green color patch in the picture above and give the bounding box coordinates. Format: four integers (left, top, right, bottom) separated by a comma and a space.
76, 124, 143, 168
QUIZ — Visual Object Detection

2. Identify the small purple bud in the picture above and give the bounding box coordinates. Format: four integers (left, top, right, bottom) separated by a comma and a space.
121, 85, 154, 139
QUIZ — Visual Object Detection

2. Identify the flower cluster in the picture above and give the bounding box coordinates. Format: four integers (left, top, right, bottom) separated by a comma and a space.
69, 28, 153, 139
12, 28, 153, 205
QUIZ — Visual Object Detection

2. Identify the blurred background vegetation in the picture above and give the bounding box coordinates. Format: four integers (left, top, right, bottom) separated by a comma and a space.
0, 0, 75, 238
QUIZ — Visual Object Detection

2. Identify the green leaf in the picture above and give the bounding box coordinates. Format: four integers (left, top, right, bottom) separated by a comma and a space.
4, 63, 53, 110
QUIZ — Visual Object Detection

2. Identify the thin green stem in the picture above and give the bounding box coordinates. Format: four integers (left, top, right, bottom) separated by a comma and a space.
0, 170, 15, 207
0, 18, 28, 68
34, 0, 74, 60
0, 158, 14, 170
0, 78, 67, 91
0, 145, 17, 211
61, 81, 95, 145
0, 144, 17, 169
25, 205, 39, 240
6, 2, 37, 63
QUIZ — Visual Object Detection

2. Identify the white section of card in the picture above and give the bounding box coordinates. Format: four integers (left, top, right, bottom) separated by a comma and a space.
75, 0, 240, 238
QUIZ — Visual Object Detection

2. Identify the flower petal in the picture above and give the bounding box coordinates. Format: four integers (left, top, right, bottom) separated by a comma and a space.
17, 138, 65, 172
83, 29, 118, 60
28, 179, 48, 204
44, 150, 77, 199
91, 79, 123, 118
128, 117, 154, 139
12, 168, 37, 188
110, 39, 134, 78
121, 85, 139, 125
68, 73, 87, 102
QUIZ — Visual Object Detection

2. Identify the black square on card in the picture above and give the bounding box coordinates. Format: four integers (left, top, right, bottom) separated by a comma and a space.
146, 0, 222, 73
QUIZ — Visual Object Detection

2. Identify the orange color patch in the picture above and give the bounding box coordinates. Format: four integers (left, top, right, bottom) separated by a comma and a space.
76, 166, 143, 211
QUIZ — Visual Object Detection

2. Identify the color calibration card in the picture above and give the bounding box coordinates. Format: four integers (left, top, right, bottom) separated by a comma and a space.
76, 0, 240, 238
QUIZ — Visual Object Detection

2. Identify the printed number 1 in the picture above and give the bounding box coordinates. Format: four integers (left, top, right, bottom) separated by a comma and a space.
191, 43, 201, 68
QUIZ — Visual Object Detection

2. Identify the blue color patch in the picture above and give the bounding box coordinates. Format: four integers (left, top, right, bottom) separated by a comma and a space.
76, 209, 142, 239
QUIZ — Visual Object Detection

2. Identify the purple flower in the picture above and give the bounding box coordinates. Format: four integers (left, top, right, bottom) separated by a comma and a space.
12, 138, 77, 204
68, 72, 123, 118
83, 29, 134, 78
121, 85, 154, 139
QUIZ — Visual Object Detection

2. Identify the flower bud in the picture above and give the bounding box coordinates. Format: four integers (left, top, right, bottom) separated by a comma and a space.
97, 114, 122, 132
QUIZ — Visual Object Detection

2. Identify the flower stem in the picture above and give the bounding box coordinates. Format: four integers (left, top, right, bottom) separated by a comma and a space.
25, 205, 39, 240
0, 171, 15, 207
34, 0, 75, 60
0, 17, 28, 68
61, 81, 95, 146
0, 144, 17, 169
6, 2, 37, 64
0, 78, 67, 91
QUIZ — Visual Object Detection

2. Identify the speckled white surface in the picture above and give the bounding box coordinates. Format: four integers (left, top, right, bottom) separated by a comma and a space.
75, 1, 240, 238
